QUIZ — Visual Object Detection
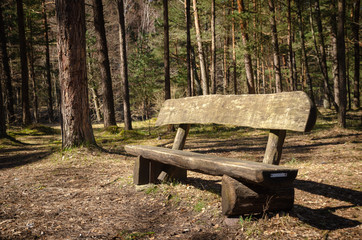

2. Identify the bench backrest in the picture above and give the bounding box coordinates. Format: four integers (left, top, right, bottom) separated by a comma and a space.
156, 91, 316, 132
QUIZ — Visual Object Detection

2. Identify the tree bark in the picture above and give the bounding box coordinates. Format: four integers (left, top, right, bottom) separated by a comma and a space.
193, 0, 209, 95
223, 5, 229, 95
186, 0, 192, 97
16, 0, 31, 126
0, 4, 14, 123
117, 0, 132, 130
43, 0, 54, 123
237, 0, 255, 94
268, 0, 282, 93
232, 0, 237, 95
56, 0, 96, 148
352, 0, 360, 109
28, 17, 39, 123
91, 87, 102, 122
313, 0, 337, 110
0, 62, 6, 137
296, 0, 315, 104
92, 0, 117, 127
336, 0, 347, 127
163, 0, 171, 101
211, 0, 216, 94
287, 0, 296, 91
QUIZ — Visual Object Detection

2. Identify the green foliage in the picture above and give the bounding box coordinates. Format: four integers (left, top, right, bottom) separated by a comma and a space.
194, 200, 206, 212
17, 124, 59, 136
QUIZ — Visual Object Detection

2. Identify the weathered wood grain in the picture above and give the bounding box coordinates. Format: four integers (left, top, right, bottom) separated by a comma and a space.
263, 130, 286, 165
155, 92, 316, 132
125, 145, 298, 186
133, 156, 150, 185
221, 175, 294, 215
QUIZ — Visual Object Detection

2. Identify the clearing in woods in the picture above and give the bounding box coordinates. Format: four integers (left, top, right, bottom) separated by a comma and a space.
0, 109, 361, 239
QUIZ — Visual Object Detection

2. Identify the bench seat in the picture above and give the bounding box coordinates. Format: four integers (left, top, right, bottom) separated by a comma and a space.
125, 145, 298, 186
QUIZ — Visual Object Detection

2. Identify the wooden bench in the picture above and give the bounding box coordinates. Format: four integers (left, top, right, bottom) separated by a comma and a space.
125, 92, 316, 216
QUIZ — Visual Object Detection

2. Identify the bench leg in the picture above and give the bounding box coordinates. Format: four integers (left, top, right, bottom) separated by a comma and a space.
221, 175, 294, 216
157, 166, 187, 182
133, 156, 150, 185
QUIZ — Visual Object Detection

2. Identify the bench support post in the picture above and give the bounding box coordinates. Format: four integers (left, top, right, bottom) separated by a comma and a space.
158, 124, 190, 182
263, 130, 286, 165
221, 175, 294, 216
133, 156, 150, 185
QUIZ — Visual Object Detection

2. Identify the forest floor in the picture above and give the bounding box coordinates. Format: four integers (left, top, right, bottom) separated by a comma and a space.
0, 108, 361, 240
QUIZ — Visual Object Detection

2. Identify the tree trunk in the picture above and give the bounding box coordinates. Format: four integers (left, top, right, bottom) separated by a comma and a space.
287, 0, 296, 91
163, 0, 171, 101
352, 0, 360, 109
193, 0, 209, 95
27, 17, 39, 124
117, 0, 132, 130
296, 0, 315, 104
223, 5, 229, 95
336, 0, 346, 127
237, 0, 255, 94
232, 0, 237, 95
211, 0, 216, 94
191, 46, 203, 96
16, 0, 31, 126
43, 0, 54, 123
92, 0, 117, 127
0, 4, 14, 123
55, 0, 96, 148
268, 0, 282, 93
91, 87, 102, 122
0, 63, 6, 137
313, 0, 337, 110
186, 0, 192, 97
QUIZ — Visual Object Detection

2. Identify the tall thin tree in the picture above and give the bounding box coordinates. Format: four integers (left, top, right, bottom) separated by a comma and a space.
43, 0, 54, 122
296, 0, 314, 104
232, 0, 237, 94
237, 0, 255, 94
16, 0, 31, 126
186, 0, 192, 97
211, 0, 216, 94
287, 0, 296, 91
268, 0, 282, 92
163, 0, 171, 101
117, 0, 132, 130
56, 0, 96, 148
313, 0, 337, 109
352, 0, 360, 109
193, 0, 209, 95
0, 67, 6, 138
0, 3, 14, 122
336, 0, 347, 127
93, 0, 117, 127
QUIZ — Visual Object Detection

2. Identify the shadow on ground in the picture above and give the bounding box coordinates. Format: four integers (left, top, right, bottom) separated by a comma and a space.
0, 150, 52, 169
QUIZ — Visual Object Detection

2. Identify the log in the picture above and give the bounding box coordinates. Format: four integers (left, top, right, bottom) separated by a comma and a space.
125, 145, 298, 186
221, 175, 294, 216
155, 92, 316, 132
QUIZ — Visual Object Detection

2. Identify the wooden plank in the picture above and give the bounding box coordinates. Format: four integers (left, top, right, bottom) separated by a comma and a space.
133, 156, 150, 185
125, 145, 298, 186
155, 92, 316, 132
263, 130, 286, 165
221, 175, 294, 215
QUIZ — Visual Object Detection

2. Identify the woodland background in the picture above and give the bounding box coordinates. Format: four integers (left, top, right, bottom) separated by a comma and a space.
0, 0, 360, 134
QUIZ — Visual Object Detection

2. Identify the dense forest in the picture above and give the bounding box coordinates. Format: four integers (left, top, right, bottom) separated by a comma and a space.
0, 0, 360, 143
